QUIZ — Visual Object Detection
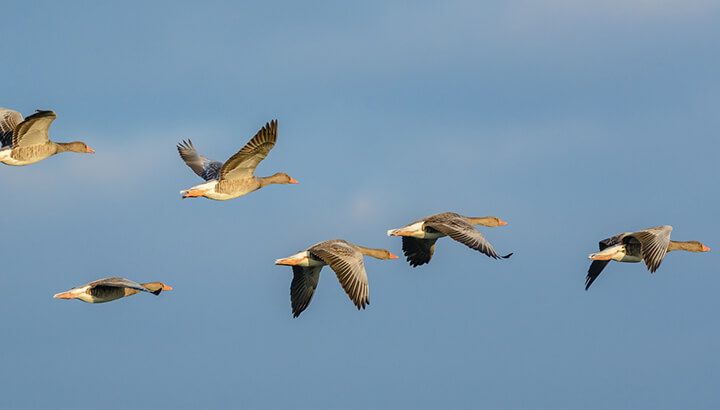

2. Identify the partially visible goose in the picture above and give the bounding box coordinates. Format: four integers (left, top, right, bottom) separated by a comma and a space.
178, 119, 298, 201
275, 239, 398, 317
53, 277, 173, 304
585, 225, 710, 290
0, 108, 94, 166
387, 212, 512, 267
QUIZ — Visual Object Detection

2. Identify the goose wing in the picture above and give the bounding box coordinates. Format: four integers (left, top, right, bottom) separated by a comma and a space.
0, 108, 23, 148
585, 234, 624, 290
219, 119, 278, 181
401, 237, 437, 267
13, 110, 56, 148
626, 225, 672, 273
290, 266, 322, 317
88, 277, 151, 293
308, 240, 369, 310
176, 139, 223, 181
425, 217, 510, 259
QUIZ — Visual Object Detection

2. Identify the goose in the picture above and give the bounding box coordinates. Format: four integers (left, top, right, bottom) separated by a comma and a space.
387, 212, 512, 267
585, 225, 710, 290
275, 239, 398, 317
178, 119, 298, 200
0, 108, 94, 166
53, 277, 173, 304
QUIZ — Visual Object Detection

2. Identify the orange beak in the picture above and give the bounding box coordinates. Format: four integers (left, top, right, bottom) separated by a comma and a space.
388, 252, 399, 259
53, 291, 75, 300
702, 245, 711, 252
497, 219, 508, 226
289, 177, 299, 184
162, 284, 173, 291
85, 146, 95, 154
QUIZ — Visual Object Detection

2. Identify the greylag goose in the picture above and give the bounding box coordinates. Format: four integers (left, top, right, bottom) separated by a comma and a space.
585, 225, 710, 290
387, 212, 512, 267
178, 119, 298, 200
0, 108, 94, 166
53, 277, 173, 304
275, 239, 398, 317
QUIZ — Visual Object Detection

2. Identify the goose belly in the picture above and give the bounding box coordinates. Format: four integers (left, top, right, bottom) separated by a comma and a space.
0, 149, 33, 166
619, 254, 643, 263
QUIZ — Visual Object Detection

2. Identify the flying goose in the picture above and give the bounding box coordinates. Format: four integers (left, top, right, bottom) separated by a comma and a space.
275, 239, 398, 317
53, 277, 173, 304
387, 212, 512, 267
178, 119, 298, 201
585, 225, 710, 290
0, 108, 94, 166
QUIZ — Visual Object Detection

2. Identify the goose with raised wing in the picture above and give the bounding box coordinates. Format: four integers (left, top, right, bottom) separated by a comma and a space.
275, 239, 398, 317
53, 277, 173, 304
178, 119, 298, 200
387, 212, 512, 267
0, 108, 94, 166
585, 225, 710, 290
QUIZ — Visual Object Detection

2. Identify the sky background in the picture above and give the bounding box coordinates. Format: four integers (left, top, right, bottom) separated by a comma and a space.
1, 1, 718, 408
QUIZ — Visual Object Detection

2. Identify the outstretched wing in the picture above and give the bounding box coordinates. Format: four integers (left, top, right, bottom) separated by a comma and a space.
13, 110, 56, 148
0, 108, 23, 148
176, 139, 223, 181
219, 120, 278, 181
88, 277, 151, 293
585, 234, 623, 290
425, 218, 510, 259
290, 266, 322, 317
309, 241, 369, 310
401, 237, 437, 267
628, 225, 672, 273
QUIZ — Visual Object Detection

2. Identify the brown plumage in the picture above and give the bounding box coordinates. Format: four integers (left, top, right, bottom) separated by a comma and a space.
276, 239, 398, 317
0, 109, 94, 166
585, 226, 711, 290
388, 212, 512, 267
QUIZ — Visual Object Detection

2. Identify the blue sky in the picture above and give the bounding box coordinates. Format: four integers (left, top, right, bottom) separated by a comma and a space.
1, 1, 718, 408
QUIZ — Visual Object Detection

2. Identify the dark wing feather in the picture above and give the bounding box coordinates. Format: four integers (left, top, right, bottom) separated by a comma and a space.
176, 139, 223, 181
13, 110, 56, 148
426, 218, 510, 259
401, 237, 437, 267
290, 266, 322, 317
220, 119, 278, 181
308, 241, 369, 310
88, 277, 151, 293
0, 108, 23, 148
585, 234, 623, 290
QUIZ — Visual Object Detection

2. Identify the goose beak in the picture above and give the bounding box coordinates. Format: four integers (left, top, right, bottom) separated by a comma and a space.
289, 177, 299, 184
53, 291, 75, 300
85, 146, 95, 154
497, 219, 508, 226
388, 252, 399, 259
702, 245, 711, 252
162, 284, 173, 291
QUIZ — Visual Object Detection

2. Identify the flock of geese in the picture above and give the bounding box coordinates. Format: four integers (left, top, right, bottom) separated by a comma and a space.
1, 108, 712, 317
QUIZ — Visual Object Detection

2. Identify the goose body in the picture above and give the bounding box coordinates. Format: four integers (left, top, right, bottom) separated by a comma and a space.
178, 119, 298, 201
53, 277, 173, 304
387, 212, 512, 267
585, 225, 711, 290
275, 239, 398, 317
0, 109, 94, 166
